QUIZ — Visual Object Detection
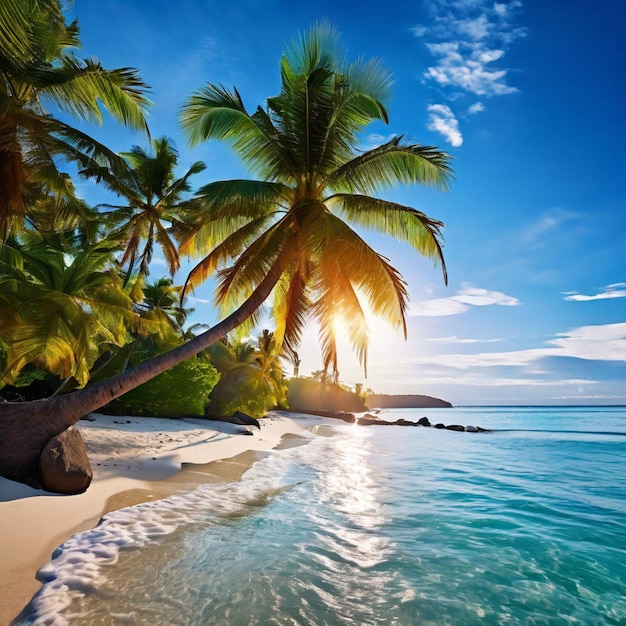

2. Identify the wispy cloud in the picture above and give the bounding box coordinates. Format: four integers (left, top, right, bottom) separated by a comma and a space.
468, 102, 485, 114
427, 104, 463, 146
563, 283, 626, 302
426, 336, 503, 344
185, 295, 211, 305
520, 208, 579, 245
411, 323, 626, 368
417, 0, 526, 98
408, 283, 520, 316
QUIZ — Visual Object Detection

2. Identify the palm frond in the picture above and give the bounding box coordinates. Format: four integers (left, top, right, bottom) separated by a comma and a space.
328, 193, 448, 283
272, 261, 312, 356
39, 58, 151, 131
181, 84, 256, 146
328, 138, 454, 194
182, 214, 275, 298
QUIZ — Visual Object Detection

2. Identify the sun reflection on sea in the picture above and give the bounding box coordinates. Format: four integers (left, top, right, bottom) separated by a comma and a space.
312, 426, 391, 570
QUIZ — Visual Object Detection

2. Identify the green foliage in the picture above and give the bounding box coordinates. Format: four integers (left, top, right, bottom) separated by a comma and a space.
0, 235, 140, 387
105, 356, 219, 418
91, 137, 206, 287
207, 374, 277, 419
0, 0, 150, 240
204, 333, 287, 419
287, 376, 366, 413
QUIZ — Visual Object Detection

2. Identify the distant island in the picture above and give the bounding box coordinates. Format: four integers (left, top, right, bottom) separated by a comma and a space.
366, 394, 453, 409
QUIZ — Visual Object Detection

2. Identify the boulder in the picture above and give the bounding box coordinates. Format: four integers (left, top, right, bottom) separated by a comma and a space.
445, 424, 465, 432
232, 410, 261, 430
466, 425, 478, 432
417, 417, 431, 427
434, 423, 445, 429
39, 426, 93, 494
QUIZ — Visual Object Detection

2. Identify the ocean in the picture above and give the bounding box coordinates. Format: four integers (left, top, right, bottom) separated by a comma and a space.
16, 407, 626, 625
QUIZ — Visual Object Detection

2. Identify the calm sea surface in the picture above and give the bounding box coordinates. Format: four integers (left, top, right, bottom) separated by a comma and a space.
18, 407, 626, 625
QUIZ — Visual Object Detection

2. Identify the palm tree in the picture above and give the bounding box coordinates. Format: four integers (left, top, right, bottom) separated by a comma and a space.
138, 277, 191, 336
0, 234, 139, 390
0, 0, 150, 240
206, 331, 285, 417
0, 24, 452, 489
179, 22, 451, 377
91, 137, 205, 292
253, 329, 287, 407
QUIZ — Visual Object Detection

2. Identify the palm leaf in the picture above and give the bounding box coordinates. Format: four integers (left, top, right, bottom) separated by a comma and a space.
328, 138, 454, 194
328, 193, 448, 283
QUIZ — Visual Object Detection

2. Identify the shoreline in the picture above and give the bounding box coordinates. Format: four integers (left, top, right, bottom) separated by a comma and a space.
0, 411, 325, 624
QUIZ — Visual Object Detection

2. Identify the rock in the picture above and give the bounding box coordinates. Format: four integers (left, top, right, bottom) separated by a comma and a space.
394, 418, 415, 426
233, 410, 261, 430
357, 417, 381, 426
417, 417, 431, 427
445, 424, 465, 432
434, 423, 445, 429
466, 425, 478, 432
39, 426, 93, 494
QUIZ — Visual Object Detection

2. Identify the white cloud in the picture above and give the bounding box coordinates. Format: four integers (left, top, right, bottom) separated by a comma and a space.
427, 104, 463, 146
412, 25, 427, 37
410, 322, 626, 369
563, 283, 626, 302
409, 283, 520, 316
360, 133, 397, 151
418, 0, 525, 97
426, 336, 503, 344
186, 295, 211, 305
468, 102, 485, 114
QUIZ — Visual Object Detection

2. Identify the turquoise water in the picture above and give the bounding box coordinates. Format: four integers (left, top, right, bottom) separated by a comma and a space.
18, 407, 626, 625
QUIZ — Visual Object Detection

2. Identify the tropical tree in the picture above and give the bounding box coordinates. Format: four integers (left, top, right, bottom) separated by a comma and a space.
138, 276, 191, 337
179, 22, 451, 378
91, 137, 205, 292
0, 0, 150, 240
0, 234, 139, 391
206, 331, 285, 418
0, 24, 452, 490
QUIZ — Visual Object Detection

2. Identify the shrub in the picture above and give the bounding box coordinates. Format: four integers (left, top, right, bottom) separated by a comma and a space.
104, 357, 219, 417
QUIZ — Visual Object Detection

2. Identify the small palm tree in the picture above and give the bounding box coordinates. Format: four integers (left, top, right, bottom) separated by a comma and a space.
93, 137, 206, 291
0, 0, 150, 240
138, 276, 192, 337
206, 332, 285, 417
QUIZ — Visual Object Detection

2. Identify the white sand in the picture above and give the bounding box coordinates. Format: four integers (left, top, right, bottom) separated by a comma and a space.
0, 411, 320, 624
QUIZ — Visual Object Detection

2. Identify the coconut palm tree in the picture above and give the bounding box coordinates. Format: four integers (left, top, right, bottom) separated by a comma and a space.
91, 137, 205, 292
179, 22, 452, 377
0, 23, 452, 490
0, 0, 150, 240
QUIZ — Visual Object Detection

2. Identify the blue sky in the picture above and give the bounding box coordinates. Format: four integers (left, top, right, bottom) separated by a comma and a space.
65, 0, 625, 405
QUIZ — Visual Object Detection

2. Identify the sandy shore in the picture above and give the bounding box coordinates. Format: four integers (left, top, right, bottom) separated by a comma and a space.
0, 411, 321, 624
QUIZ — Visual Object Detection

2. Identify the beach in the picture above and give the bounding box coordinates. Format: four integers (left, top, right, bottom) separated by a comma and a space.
2, 407, 625, 624
0, 411, 315, 624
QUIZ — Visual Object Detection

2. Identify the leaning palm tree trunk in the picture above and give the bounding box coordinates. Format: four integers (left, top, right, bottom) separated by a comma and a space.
0, 256, 285, 488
